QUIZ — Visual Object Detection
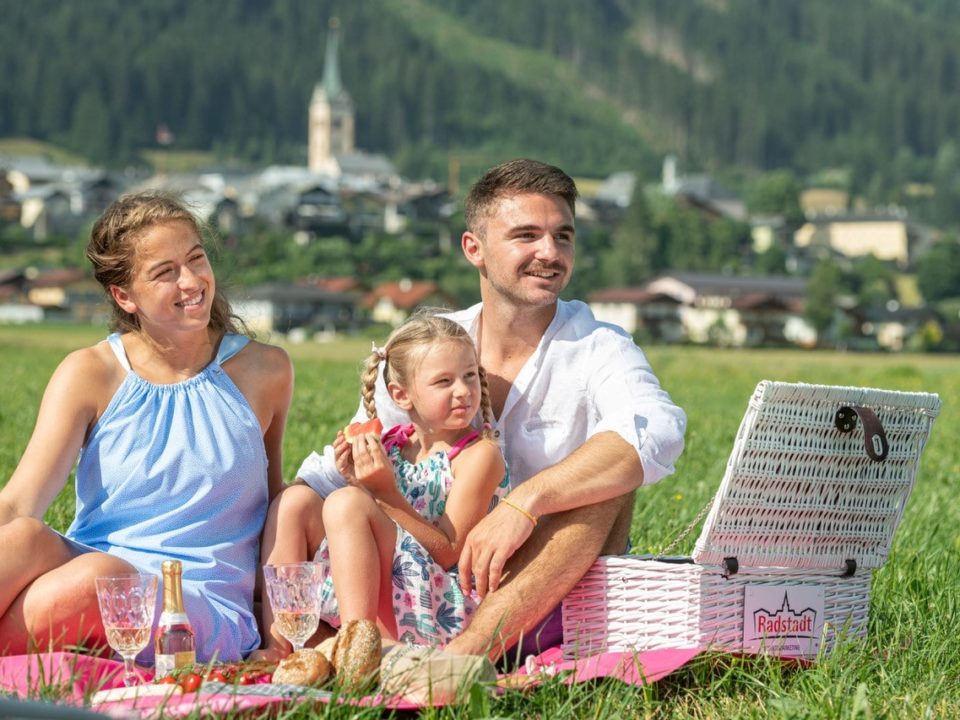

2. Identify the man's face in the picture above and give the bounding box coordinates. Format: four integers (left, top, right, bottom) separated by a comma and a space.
464, 192, 575, 308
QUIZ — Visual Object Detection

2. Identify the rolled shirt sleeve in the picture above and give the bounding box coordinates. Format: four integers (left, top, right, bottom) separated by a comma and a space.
589, 336, 686, 486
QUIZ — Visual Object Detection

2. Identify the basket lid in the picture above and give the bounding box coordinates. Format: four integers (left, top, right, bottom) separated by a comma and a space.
691, 381, 940, 570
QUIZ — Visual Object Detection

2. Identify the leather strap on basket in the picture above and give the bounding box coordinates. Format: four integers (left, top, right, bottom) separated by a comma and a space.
834, 405, 889, 462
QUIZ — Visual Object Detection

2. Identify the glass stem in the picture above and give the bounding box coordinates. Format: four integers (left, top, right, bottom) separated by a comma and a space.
122, 655, 139, 687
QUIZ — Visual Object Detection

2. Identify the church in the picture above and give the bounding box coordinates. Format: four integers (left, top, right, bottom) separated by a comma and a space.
308, 18, 396, 185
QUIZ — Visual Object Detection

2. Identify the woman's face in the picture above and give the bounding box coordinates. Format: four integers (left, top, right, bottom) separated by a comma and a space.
111, 220, 215, 334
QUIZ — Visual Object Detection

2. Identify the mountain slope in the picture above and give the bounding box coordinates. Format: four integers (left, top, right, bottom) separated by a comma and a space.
1, 0, 958, 185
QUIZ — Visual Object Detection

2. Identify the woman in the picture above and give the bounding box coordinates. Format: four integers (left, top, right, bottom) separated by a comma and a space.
0, 191, 292, 662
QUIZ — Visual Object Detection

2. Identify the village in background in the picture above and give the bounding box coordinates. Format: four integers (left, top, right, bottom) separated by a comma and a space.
2, 19, 959, 354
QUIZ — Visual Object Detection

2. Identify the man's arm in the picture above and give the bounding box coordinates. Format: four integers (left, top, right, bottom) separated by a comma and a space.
458, 431, 641, 598
453, 327, 685, 658
450, 461, 635, 660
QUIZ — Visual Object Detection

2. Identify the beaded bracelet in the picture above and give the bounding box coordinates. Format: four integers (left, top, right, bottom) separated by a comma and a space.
500, 497, 538, 527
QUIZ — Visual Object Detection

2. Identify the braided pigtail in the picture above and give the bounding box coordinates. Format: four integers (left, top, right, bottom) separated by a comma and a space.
478, 365, 496, 441
360, 349, 383, 420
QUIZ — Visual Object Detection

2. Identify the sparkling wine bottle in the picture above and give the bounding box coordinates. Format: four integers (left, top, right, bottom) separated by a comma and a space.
154, 560, 196, 678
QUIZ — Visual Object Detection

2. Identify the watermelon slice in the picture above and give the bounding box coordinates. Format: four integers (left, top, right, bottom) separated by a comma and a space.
343, 418, 383, 441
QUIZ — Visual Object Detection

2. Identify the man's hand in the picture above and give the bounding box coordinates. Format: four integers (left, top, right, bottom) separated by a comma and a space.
458, 501, 535, 598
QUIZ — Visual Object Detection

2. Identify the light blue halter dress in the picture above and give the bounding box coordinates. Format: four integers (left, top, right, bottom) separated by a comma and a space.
65, 332, 268, 663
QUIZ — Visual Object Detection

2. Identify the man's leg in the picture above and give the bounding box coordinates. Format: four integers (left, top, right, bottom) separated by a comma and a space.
446, 491, 634, 661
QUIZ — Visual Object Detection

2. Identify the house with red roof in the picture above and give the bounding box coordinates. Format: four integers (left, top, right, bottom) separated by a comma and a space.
364, 279, 457, 327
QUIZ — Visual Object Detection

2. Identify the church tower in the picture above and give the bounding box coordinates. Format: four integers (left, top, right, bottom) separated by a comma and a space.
308, 17, 355, 173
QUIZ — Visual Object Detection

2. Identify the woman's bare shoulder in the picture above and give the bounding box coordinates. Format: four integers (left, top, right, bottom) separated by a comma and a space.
56, 341, 121, 386
42, 340, 123, 413
240, 339, 293, 378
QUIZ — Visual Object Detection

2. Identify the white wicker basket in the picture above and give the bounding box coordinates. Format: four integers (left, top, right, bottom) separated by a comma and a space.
561, 381, 941, 660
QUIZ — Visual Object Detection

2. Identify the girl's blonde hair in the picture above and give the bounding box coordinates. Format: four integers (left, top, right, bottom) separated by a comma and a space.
86, 190, 245, 335
361, 310, 494, 440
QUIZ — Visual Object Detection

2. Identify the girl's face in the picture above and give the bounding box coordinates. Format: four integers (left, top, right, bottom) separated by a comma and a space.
110, 220, 215, 334
396, 339, 482, 434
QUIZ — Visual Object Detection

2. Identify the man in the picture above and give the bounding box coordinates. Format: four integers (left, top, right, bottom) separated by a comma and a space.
293, 158, 685, 660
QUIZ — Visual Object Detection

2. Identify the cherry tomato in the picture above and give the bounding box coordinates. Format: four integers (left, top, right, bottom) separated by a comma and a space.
155, 675, 177, 685
238, 672, 257, 685
180, 672, 202, 693
205, 670, 228, 683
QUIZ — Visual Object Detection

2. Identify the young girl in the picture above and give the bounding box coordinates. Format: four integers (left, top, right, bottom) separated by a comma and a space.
315, 313, 508, 647
0, 192, 292, 661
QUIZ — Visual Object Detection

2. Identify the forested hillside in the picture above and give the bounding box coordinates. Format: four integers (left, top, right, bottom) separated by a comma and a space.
3, 0, 960, 193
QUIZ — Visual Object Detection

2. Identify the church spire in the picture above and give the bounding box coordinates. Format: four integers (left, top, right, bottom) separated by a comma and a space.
308, 16, 355, 172
322, 17, 343, 100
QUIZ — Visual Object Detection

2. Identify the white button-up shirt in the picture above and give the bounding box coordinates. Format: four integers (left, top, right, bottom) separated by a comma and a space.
296, 300, 686, 497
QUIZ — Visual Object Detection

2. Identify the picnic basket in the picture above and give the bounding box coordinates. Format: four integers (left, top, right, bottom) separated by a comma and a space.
561, 380, 941, 659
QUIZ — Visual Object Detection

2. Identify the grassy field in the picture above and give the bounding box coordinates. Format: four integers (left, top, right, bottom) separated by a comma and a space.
0, 324, 957, 718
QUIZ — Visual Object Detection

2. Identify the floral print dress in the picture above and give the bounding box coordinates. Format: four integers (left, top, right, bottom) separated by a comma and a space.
314, 424, 510, 647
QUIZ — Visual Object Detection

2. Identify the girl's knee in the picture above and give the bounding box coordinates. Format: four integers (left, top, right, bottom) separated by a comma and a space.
274, 483, 324, 521
322, 486, 374, 522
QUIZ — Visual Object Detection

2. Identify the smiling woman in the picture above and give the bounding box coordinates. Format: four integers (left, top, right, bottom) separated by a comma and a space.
0, 191, 294, 664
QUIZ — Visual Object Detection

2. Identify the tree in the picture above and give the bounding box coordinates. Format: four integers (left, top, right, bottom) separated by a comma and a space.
917, 238, 960, 302
707, 217, 751, 272
755, 244, 787, 275
600, 182, 661, 286
660, 203, 710, 272
850, 254, 896, 307
744, 170, 805, 227
805, 257, 843, 344
68, 89, 112, 165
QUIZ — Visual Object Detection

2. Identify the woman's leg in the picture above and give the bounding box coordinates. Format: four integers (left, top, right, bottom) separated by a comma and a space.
0, 517, 135, 654
258, 482, 328, 655
322, 487, 397, 639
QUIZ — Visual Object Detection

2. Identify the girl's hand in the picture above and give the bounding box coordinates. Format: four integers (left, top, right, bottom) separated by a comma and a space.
333, 431, 358, 485
351, 433, 396, 498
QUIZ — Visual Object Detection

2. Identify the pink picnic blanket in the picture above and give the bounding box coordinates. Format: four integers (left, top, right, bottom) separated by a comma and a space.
0, 647, 701, 715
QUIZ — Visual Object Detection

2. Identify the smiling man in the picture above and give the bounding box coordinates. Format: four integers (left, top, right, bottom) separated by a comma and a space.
439, 159, 686, 660
291, 158, 686, 661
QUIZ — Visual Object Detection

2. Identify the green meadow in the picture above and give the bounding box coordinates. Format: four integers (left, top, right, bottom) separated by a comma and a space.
0, 323, 957, 718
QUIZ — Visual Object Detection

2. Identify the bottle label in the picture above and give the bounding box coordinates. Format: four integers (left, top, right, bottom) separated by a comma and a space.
158, 612, 191, 626
155, 650, 196, 678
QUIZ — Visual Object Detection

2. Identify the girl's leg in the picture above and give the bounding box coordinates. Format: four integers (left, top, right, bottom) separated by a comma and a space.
258, 482, 329, 656
322, 487, 398, 639
261, 482, 328, 565
0, 518, 135, 654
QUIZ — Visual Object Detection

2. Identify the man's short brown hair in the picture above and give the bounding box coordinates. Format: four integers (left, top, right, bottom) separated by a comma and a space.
464, 158, 578, 236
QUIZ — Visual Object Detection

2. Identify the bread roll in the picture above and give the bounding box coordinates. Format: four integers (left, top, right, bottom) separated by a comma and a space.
331, 619, 382, 691
271, 648, 332, 686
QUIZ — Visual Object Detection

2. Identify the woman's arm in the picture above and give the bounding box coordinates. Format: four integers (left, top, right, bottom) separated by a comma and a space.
256, 344, 294, 502
354, 435, 506, 570
0, 348, 107, 525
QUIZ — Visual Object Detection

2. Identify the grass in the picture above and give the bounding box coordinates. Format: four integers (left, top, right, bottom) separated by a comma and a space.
1, 324, 958, 718
140, 149, 219, 173
0, 137, 89, 166
0, 136, 217, 173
